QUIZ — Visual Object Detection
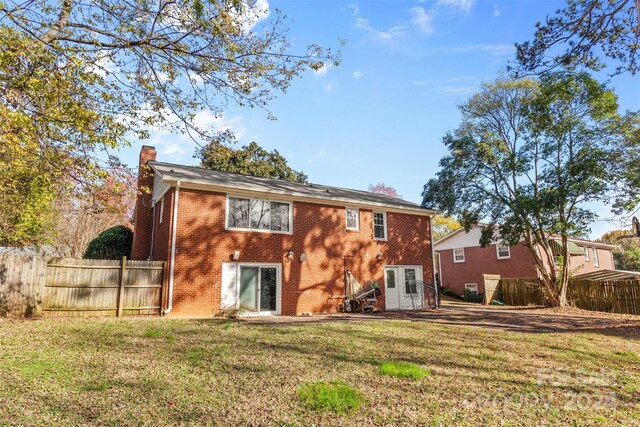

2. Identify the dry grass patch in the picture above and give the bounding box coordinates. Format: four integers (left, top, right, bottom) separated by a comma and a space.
0, 316, 638, 426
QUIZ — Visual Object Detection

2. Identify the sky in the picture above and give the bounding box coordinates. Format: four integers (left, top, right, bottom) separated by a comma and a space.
118, 0, 640, 239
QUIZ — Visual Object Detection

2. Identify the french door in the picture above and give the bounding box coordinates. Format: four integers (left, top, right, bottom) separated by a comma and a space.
384, 266, 423, 310
239, 266, 279, 314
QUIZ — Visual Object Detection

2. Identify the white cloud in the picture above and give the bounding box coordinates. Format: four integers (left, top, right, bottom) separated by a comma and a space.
436, 0, 475, 13
353, 70, 363, 79
347, 3, 359, 16
313, 63, 332, 77
355, 17, 407, 42
409, 7, 433, 35
449, 43, 514, 56
307, 149, 328, 162
493, 3, 502, 17
325, 82, 337, 92
236, 0, 270, 33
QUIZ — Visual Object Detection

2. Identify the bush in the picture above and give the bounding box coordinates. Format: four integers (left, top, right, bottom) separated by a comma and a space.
83, 225, 133, 260
463, 288, 484, 303
298, 380, 364, 414
441, 287, 462, 299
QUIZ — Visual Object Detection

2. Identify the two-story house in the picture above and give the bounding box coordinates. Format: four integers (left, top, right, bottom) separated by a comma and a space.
131, 146, 439, 316
435, 225, 618, 296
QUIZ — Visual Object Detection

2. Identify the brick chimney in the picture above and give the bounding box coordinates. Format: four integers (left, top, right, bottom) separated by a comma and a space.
131, 145, 157, 260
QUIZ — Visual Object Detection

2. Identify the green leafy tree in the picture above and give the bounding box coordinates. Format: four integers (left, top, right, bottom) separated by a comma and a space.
423, 72, 638, 306
432, 215, 461, 241
0, 0, 338, 246
514, 0, 640, 75
197, 139, 307, 183
598, 229, 640, 271
84, 225, 134, 260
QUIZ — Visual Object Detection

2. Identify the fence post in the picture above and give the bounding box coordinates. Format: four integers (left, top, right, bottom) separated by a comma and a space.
117, 256, 127, 317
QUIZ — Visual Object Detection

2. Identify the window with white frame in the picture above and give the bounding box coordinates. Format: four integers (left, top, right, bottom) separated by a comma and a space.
158, 195, 164, 224
373, 212, 387, 240
346, 208, 359, 231
404, 268, 418, 294
227, 196, 291, 233
496, 243, 510, 259
453, 248, 465, 263
592, 248, 599, 267
584, 247, 590, 261
464, 283, 478, 294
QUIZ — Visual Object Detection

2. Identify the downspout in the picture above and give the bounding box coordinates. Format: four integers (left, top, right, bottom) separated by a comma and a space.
163, 181, 181, 315
148, 204, 156, 261
429, 215, 440, 308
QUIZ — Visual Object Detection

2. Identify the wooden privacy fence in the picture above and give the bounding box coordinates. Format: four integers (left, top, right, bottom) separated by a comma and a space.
497, 277, 640, 315
0, 254, 164, 317
0, 254, 47, 317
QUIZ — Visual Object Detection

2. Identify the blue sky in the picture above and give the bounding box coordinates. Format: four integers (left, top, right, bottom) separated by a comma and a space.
120, 0, 639, 239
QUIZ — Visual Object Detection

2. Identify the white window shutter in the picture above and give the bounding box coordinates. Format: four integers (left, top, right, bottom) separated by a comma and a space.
221, 263, 238, 309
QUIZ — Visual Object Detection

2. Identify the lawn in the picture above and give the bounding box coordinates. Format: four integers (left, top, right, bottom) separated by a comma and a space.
1, 316, 639, 426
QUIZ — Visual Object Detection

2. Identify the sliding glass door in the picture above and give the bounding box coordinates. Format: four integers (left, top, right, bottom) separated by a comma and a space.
239, 266, 278, 314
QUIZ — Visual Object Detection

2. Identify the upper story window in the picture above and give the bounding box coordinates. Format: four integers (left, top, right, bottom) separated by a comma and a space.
346, 208, 359, 231
373, 212, 387, 240
496, 243, 510, 259
584, 247, 590, 261
453, 248, 465, 263
592, 248, 599, 267
227, 196, 292, 233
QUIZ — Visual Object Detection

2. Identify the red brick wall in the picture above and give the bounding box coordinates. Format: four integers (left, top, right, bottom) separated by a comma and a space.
438, 244, 538, 296
131, 146, 157, 260
157, 188, 434, 316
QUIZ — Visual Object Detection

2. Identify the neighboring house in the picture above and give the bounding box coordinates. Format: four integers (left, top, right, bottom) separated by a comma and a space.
435, 225, 618, 296
131, 146, 439, 316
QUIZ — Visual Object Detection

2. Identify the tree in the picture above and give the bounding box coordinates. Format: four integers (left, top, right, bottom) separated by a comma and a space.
0, 0, 339, 246
368, 183, 402, 198
514, 0, 640, 75
84, 225, 134, 260
598, 229, 640, 271
423, 72, 638, 306
431, 215, 461, 241
51, 168, 136, 258
196, 139, 307, 183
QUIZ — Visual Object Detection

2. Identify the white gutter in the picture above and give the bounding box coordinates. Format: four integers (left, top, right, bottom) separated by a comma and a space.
163, 181, 181, 315
429, 215, 440, 308
148, 204, 156, 260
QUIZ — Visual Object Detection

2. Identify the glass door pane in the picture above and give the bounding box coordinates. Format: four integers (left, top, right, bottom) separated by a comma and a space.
239, 267, 259, 313
260, 267, 277, 312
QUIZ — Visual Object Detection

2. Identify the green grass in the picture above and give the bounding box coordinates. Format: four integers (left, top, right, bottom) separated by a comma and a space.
0, 317, 639, 426
379, 361, 432, 379
298, 380, 364, 414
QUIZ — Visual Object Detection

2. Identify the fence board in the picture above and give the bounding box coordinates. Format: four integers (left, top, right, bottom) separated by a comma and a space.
0, 254, 164, 317
43, 257, 164, 316
498, 277, 640, 315
0, 254, 47, 317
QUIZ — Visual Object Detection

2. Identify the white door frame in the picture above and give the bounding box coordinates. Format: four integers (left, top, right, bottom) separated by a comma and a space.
384, 265, 424, 310
236, 263, 282, 315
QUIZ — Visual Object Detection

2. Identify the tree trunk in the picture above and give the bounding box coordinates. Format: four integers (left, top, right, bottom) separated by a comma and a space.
523, 235, 562, 307
558, 235, 570, 307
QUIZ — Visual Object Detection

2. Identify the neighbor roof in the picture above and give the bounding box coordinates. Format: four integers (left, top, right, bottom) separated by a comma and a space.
149, 161, 439, 215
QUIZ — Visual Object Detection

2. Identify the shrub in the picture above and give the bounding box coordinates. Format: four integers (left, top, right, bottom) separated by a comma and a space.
463, 288, 484, 303
83, 225, 133, 260
379, 361, 431, 380
298, 380, 364, 414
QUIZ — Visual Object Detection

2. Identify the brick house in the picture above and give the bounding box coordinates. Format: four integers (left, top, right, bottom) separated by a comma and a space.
434, 225, 617, 296
131, 146, 439, 316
